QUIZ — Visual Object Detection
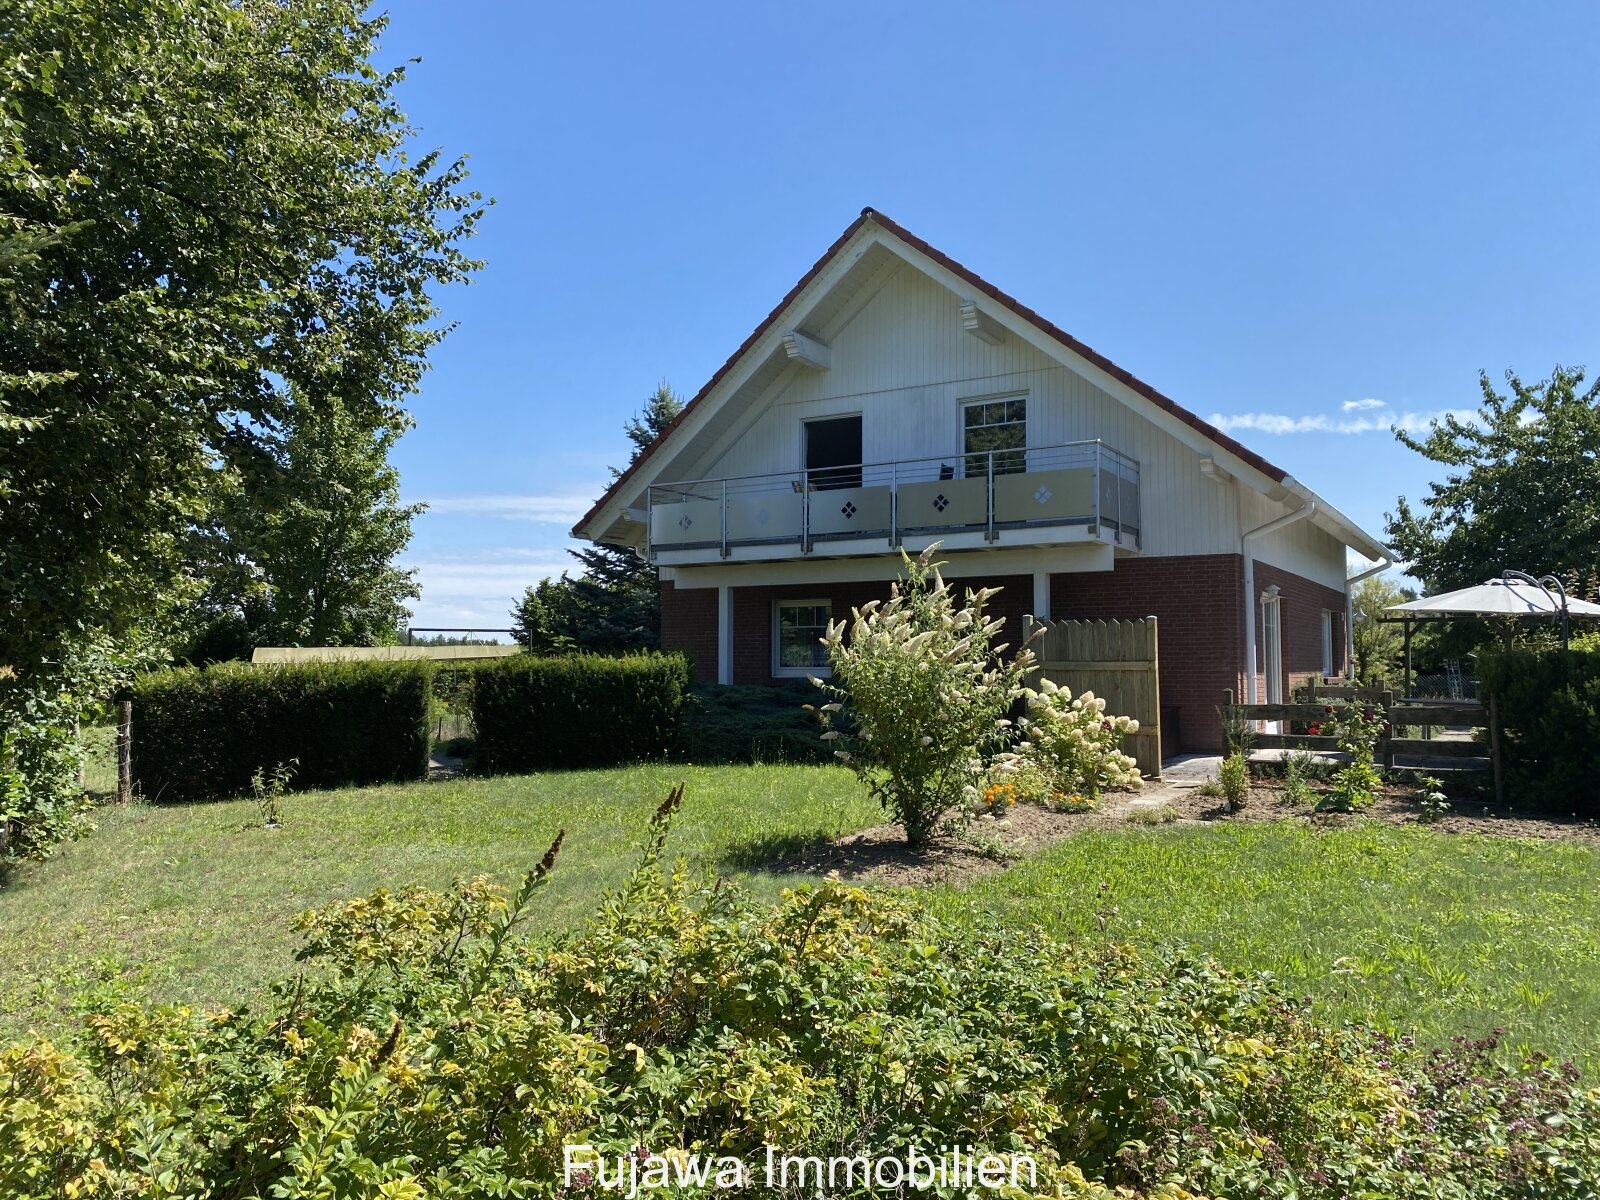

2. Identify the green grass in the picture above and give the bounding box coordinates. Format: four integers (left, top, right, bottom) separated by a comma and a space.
0, 764, 876, 1037
6, 765, 1600, 1072
929, 820, 1600, 1072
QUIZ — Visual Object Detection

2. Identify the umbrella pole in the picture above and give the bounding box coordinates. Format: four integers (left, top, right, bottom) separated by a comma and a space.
1402, 618, 1412, 699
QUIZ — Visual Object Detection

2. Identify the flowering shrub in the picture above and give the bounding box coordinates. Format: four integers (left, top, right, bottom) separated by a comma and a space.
1014, 679, 1142, 798
813, 547, 1034, 848
3, 790, 1599, 1199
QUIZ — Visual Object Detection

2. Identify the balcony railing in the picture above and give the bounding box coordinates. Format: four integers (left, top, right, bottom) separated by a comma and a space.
646, 439, 1139, 558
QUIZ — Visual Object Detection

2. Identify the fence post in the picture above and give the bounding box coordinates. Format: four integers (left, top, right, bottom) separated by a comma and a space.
116, 699, 133, 804
1380, 689, 1394, 774
1489, 691, 1505, 805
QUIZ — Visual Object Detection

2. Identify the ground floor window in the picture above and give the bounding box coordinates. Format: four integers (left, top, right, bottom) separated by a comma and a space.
773, 600, 832, 677
1321, 609, 1334, 678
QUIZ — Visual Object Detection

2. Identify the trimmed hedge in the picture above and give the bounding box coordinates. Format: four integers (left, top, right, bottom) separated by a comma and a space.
1480, 648, 1600, 812
472, 652, 690, 772
132, 660, 433, 803
678, 681, 834, 765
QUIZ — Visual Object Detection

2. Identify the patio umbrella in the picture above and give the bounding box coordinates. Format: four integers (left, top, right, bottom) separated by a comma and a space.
1386, 579, 1600, 619
1384, 574, 1600, 696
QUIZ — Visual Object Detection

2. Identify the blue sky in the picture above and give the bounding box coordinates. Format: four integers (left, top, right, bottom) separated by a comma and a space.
383, 1, 1599, 631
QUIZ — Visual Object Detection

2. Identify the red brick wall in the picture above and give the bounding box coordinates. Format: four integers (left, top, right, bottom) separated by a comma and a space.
659, 579, 718, 683
1254, 561, 1348, 698
664, 559, 1345, 755
1050, 554, 1244, 753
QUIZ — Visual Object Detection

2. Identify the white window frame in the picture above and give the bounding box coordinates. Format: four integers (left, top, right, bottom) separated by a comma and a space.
772, 599, 833, 678
1320, 610, 1334, 679
959, 392, 1028, 478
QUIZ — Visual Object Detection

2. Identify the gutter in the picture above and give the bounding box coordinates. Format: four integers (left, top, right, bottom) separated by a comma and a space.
1242, 494, 1317, 704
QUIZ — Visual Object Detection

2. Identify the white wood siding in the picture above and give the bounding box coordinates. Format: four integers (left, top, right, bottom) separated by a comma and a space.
679, 264, 1244, 558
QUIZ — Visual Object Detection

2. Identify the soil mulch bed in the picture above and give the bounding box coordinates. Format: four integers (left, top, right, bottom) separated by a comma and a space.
758, 776, 1600, 889
1219, 778, 1600, 847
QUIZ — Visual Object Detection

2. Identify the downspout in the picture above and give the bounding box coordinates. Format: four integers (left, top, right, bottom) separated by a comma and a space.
1242, 496, 1317, 704
1344, 554, 1394, 683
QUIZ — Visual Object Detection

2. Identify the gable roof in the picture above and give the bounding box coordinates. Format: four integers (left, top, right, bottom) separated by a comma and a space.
574, 209, 1302, 541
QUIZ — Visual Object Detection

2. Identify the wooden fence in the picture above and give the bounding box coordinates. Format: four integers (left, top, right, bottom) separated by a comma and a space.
1025, 615, 1161, 777
1221, 682, 1497, 787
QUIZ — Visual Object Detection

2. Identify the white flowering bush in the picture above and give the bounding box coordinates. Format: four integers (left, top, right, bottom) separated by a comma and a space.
1015, 678, 1142, 798
812, 547, 1035, 848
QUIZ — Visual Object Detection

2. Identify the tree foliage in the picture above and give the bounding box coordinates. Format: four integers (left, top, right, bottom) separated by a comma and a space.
189, 397, 424, 657
1386, 366, 1600, 593
1350, 575, 1408, 686
0, 0, 483, 852
511, 383, 682, 653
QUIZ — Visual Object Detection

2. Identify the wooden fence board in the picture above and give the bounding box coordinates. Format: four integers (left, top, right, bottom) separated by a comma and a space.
1027, 615, 1161, 776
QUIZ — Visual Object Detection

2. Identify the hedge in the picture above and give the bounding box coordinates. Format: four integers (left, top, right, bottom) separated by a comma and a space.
1480, 647, 1600, 812
472, 652, 690, 772
132, 660, 433, 802
677, 680, 834, 765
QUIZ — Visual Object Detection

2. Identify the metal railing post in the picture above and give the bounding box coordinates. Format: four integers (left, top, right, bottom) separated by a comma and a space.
801, 478, 811, 554
890, 461, 899, 547
986, 450, 996, 542
1091, 443, 1101, 537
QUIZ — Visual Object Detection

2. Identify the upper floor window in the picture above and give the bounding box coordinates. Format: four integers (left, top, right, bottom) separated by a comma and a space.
963, 396, 1026, 477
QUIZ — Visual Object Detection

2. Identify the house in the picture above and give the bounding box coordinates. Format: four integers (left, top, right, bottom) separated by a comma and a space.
572, 209, 1391, 753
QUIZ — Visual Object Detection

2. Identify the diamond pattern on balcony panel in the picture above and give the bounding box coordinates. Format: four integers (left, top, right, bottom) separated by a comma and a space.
1034, 485, 1053, 505
933, 493, 949, 512
840, 501, 857, 519
677, 514, 693, 530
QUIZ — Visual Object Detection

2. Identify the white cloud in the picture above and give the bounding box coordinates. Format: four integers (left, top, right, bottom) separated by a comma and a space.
412, 493, 597, 524
1208, 408, 1478, 435
1342, 397, 1386, 412
402, 552, 583, 634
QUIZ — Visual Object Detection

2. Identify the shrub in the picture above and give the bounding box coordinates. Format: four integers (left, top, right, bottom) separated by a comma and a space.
132, 660, 432, 802
815, 547, 1034, 848
677, 681, 832, 765
2, 794, 1598, 1200
1321, 699, 1385, 812
1281, 749, 1316, 805
1481, 648, 1600, 812
1219, 752, 1250, 811
1015, 679, 1142, 798
472, 652, 689, 772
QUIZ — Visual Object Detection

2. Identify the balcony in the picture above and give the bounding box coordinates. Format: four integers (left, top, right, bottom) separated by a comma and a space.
646, 440, 1139, 563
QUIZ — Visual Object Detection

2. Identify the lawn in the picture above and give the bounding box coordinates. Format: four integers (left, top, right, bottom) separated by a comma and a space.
4, 766, 1600, 1073
0, 764, 877, 1038
931, 820, 1600, 1072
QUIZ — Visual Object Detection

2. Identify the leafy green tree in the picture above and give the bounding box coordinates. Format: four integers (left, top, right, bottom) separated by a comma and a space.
190, 398, 424, 655
1350, 576, 1408, 686
511, 383, 683, 653
1387, 366, 1600, 592
0, 0, 483, 852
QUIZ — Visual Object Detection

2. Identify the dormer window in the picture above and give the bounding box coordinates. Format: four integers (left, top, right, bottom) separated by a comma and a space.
962, 395, 1026, 476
